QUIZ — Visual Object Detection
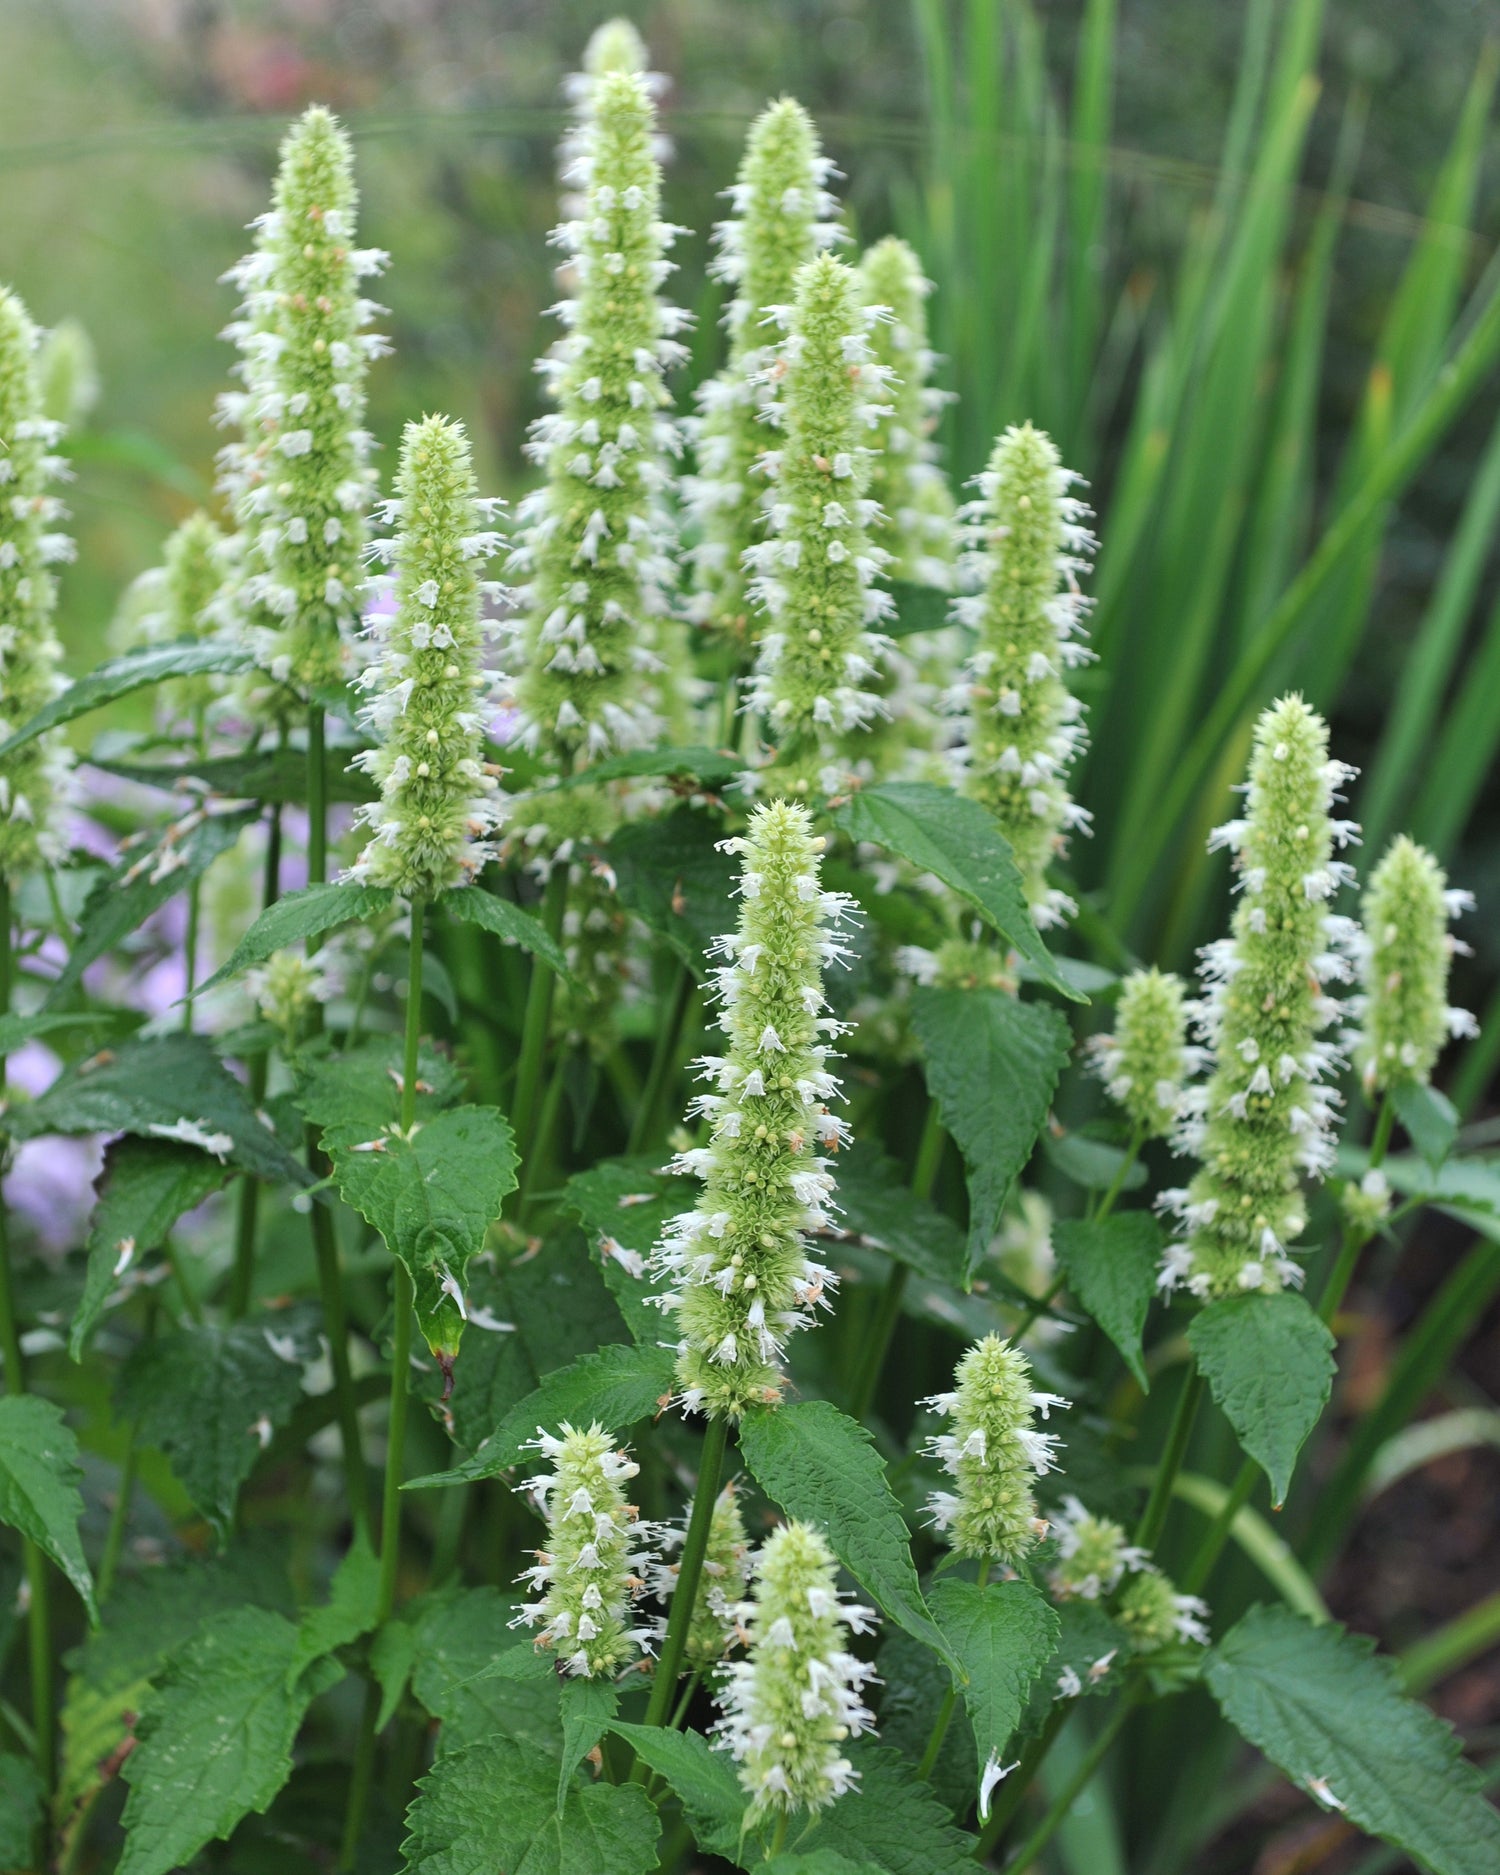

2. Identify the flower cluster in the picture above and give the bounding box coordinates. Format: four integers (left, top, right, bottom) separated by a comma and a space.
507, 66, 687, 770
651, 1479, 754, 1671
922, 1334, 1067, 1566
744, 254, 895, 785
511, 1422, 657, 1678
1089, 967, 1197, 1141
1048, 1495, 1149, 1601
248, 947, 330, 1041
217, 107, 386, 692
347, 417, 504, 898
0, 287, 75, 881
1353, 834, 1475, 1094
650, 800, 856, 1418
689, 97, 841, 641
1116, 1570, 1210, 1652
713, 1519, 876, 1819
114, 511, 229, 731
954, 423, 1093, 927
1160, 695, 1359, 1299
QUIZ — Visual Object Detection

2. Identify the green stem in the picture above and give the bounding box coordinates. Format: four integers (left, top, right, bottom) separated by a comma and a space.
990, 1687, 1141, 1870
917, 1562, 990, 1782
1134, 1365, 1204, 1552
667, 1670, 702, 1733
182, 877, 201, 1035
1180, 1456, 1257, 1595
848, 1099, 946, 1421
510, 867, 569, 1209
1317, 1092, 1396, 1328
307, 704, 328, 889
639, 1416, 730, 1734
97, 1438, 139, 1607
1010, 1273, 1065, 1343
1400, 1588, 1500, 1695
1094, 1128, 1144, 1225
308, 1185, 370, 1537
229, 799, 284, 1320
767, 1811, 789, 1859
520, 1049, 571, 1226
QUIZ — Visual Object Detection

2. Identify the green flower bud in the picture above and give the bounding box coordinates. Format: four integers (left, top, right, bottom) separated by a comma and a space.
579, 17, 649, 81
689, 98, 841, 642
1088, 967, 1197, 1141
347, 416, 504, 898
36, 317, 99, 429
0, 287, 75, 881
652, 1480, 754, 1672
1116, 1569, 1209, 1652
1161, 695, 1359, 1300
714, 1519, 877, 1819
1354, 835, 1475, 1094
512, 1422, 657, 1678
922, 1334, 1068, 1565
1048, 1495, 1149, 1600
508, 67, 685, 771
650, 800, 857, 1419
248, 947, 329, 1040
956, 423, 1093, 928
115, 512, 230, 729
1340, 1167, 1391, 1239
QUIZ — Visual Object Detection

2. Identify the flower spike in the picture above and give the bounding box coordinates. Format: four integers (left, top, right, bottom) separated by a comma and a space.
651, 1479, 754, 1671
1089, 967, 1198, 1141
1353, 834, 1475, 1094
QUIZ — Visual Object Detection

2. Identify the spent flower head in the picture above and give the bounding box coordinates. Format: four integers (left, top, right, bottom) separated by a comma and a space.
713, 1519, 876, 1819
650, 800, 857, 1418
1353, 834, 1475, 1094
651, 1479, 754, 1672
1089, 967, 1197, 1141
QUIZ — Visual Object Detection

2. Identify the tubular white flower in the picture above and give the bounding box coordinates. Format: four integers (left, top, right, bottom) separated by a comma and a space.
1048, 1495, 1150, 1601
650, 1479, 754, 1671
1088, 967, 1199, 1141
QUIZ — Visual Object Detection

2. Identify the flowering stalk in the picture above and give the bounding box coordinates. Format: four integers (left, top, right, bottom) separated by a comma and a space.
650, 799, 856, 1419
1088, 966, 1197, 1142
690, 97, 840, 646
651, 1479, 753, 1672
955, 422, 1093, 928
1160, 695, 1359, 1300
1353, 834, 1475, 1095
115, 510, 229, 732
1116, 1569, 1210, 1652
744, 253, 895, 789
713, 1519, 877, 1823
1048, 1495, 1151, 1602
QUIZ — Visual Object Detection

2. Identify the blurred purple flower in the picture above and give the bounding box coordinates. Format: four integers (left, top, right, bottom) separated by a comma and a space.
4, 1044, 102, 1255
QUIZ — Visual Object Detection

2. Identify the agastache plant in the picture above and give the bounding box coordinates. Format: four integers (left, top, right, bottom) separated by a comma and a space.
115, 511, 228, 730
651, 1479, 754, 1671
650, 799, 856, 1418
0, 287, 74, 880
1089, 966, 1198, 1141
1160, 694, 1360, 1299
1353, 834, 1475, 1094
954, 422, 1093, 927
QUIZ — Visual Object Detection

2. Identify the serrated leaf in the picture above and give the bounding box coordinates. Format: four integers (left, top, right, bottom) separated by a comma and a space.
117, 1606, 340, 1875
9, 1032, 308, 1188
929, 1579, 1058, 1808
408, 1341, 676, 1489
0, 1753, 41, 1871
910, 988, 1071, 1277
437, 885, 570, 975
0, 1010, 134, 1056
1394, 1081, 1459, 1174
836, 1143, 967, 1289
608, 806, 739, 981
1205, 1604, 1500, 1875
738, 1400, 953, 1668
1188, 1294, 1335, 1506
547, 743, 744, 790
72, 1138, 231, 1358
88, 745, 375, 805
877, 1624, 977, 1820
764, 1856, 887, 1875
402, 1735, 659, 1875
0, 1396, 95, 1620
886, 580, 951, 638
1020, 1599, 1128, 1734
195, 883, 396, 997
290, 1537, 380, 1680
0, 640, 257, 763
608, 1722, 745, 1857
831, 783, 1080, 1000
562, 1155, 691, 1343
557, 1679, 617, 1812
117, 1319, 311, 1541
1052, 1212, 1161, 1390
799, 1743, 978, 1873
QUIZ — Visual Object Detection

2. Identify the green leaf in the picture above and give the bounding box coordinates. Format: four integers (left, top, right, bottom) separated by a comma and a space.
398, 1588, 562, 1755
1205, 1604, 1500, 1875
1040, 1128, 1147, 1194
1021, 1599, 1128, 1733
562, 1155, 692, 1343
886, 580, 951, 639
799, 1744, 978, 1873
0, 1011, 135, 1057
836, 1143, 967, 1288
1052, 1213, 1161, 1390
738, 1400, 953, 1668
117, 1606, 340, 1875
10, 1032, 308, 1188
557, 1678, 618, 1812
546, 743, 744, 790
438, 885, 570, 975
72, 1138, 231, 1358
875, 1623, 977, 1824
195, 883, 396, 997
0, 1396, 95, 1620
407, 1341, 676, 1489
0, 640, 257, 763
929, 1579, 1058, 1806
1394, 1081, 1459, 1174
117, 1319, 311, 1541
831, 782, 1080, 1000
88, 744, 375, 805
607, 1722, 744, 1859
290, 1537, 381, 1679
764, 1856, 887, 1875
1188, 1293, 1335, 1507
401, 1734, 660, 1875
0, 1753, 41, 1872
608, 806, 739, 982
910, 987, 1072, 1277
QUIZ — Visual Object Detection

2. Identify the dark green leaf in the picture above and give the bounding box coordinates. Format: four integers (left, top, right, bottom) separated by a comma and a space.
195, 883, 396, 997
0, 1753, 41, 1871
929, 1579, 1058, 1809
608, 806, 738, 982
88, 745, 375, 805
117, 1319, 311, 1541
1394, 1081, 1460, 1174
1040, 1129, 1146, 1193
557, 1679, 618, 1811
831, 782, 1080, 1000
562, 1155, 690, 1343
1189, 1294, 1335, 1506
1053, 1213, 1162, 1390
738, 1400, 953, 1668
1020, 1599, 1127, 1734
0, 1011, 134, 1056
608, 1722, 744, 1858
402, 1734, 660, 1875
387, 1587, 561, 1754
886, 580, 951, 638
546, 744, 744, 790
438, 885, 571, 975
836, 1143, 967, 1289
875, 1625, 977, 1823
0, 640, 256, 763
290, 1537, 380, 1679
72, 1138, 231, 1358
0, 1396, 95, 1619
799, 1744, 978, 1873
764, 1857, 888, 1875
911, 988, 1072, 1277
1206, 1605, 1500, 1875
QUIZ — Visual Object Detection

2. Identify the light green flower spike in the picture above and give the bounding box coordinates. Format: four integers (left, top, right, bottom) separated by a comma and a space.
36, 317, 99, 429
956, 422, 1093, 928
1354, 835, 1475, 1094
922, 1333, 1067, 1566
714, 1520, 877, 1819
507, 66, 687, 771
1048, 1495, 1149, 1600
218, 106, 386, 693
114, 512, 229, 729
652, 1479, 753, 1671
1161, 695, 1360, 1300
347, 416, 504, 898
1116, 1569, 1210, 1651
248, 948, 329, 1041
511, 1423, 657, 1678
0, 288, 75, 882
650, 800, 858, 1419
1089, 967, 1197, 1141
690, 98, 841, 642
